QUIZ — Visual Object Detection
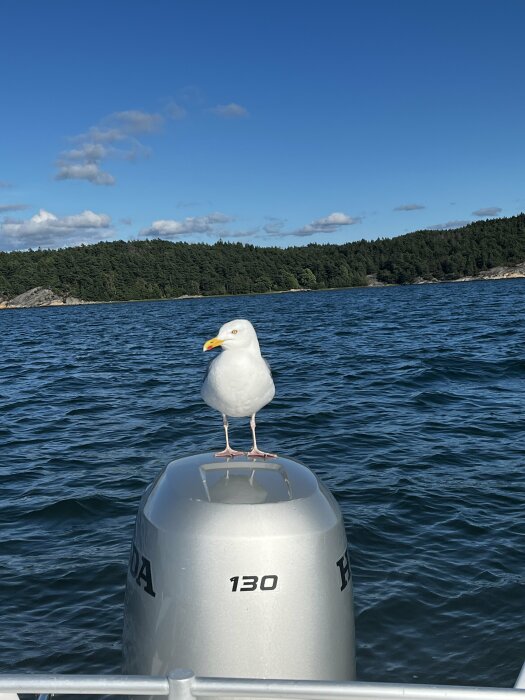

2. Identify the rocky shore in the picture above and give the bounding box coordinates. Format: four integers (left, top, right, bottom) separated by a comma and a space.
452, 262, 525, 282
0, 287, 91, 309
366, 262, 525, 287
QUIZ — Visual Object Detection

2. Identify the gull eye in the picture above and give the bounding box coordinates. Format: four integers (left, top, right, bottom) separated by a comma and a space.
231, 329, 238, 335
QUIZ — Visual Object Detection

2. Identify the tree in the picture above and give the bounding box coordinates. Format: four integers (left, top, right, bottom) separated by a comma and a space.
299, 267, 317, 288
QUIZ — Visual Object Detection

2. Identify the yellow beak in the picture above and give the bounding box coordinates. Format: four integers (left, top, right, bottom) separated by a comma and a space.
203, 336, 224, 352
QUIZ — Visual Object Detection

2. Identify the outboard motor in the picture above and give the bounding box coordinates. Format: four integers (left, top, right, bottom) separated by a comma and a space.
122, 453, 355, 683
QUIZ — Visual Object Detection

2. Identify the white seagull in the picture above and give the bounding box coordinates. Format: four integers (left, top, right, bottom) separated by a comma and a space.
201, 319, 276, 458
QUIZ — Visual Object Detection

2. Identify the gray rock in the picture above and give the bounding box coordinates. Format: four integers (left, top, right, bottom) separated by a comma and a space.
365, 274, 387, 287
2, 287, 88, 308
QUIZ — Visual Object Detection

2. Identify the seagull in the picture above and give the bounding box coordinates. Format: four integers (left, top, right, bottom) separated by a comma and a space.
202, 319, 276, 459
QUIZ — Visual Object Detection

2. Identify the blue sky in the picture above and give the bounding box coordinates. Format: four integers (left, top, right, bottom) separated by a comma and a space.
1, 0, 524, 251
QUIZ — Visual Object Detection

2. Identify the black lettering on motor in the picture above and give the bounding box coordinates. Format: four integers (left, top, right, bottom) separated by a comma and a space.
230, 575, 278, 592
336, 551, 351, 592
136, 557, 156, 597
260, 575, 278, 590
129, 544, 140, 578
129, 542, 156, 597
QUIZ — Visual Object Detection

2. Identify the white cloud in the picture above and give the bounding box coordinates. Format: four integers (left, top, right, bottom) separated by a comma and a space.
394, 203, 426, 211
140, 212, 234, 239
472, 207, 502, 217
219, 228, 259, 239
0, 203, 29, 213
72, 110, 163, 148
209, 102, 249, 118
55, 109, 163, 185
426, 220, 470, 231
0, 209, 113, 251
105, 110, 164, 134
289, 212, 362, 237
77, 126, 128, 145
263, 217, 287, 234
63, 143, 109, 161
166, 101, 187, 120
55, 163, 116, 186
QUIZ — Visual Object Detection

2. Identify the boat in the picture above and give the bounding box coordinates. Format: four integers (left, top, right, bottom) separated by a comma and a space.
2, 453, 524, 700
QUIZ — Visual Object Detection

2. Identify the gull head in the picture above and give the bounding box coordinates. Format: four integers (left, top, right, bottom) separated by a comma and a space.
203, 319, 259, 352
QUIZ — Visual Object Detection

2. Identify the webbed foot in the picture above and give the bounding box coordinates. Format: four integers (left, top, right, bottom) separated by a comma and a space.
247, 448, 277, 459
215, 448, 246, 458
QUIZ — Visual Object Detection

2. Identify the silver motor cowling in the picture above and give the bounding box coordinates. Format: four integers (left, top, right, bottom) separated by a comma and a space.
122, 453, 355, 682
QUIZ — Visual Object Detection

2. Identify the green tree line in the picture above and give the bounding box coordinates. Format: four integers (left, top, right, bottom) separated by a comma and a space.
1, 214, 524, 301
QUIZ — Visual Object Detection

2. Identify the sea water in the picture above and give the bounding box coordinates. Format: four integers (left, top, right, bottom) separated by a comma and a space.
0, 280, 524, 685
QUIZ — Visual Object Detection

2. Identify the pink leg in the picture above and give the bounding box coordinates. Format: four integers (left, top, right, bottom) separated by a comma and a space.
215, 414, 245, 458
247, 413, 277, 459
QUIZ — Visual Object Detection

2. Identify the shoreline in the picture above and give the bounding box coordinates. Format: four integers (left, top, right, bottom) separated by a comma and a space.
1, 266, 524, 310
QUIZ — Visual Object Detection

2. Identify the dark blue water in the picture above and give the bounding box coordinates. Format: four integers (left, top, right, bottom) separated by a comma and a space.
1, 281, 524, 686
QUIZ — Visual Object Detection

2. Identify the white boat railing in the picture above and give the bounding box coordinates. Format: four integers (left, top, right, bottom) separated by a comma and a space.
0, 665, 524, 700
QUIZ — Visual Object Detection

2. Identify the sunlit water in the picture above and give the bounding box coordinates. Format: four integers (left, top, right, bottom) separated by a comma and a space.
1, 280, 524, 686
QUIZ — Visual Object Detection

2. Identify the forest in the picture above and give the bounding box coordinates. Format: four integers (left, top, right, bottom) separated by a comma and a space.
1, 214, 524, 301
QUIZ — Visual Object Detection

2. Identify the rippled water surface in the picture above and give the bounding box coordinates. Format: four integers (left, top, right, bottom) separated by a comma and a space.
1, 281, 524, 686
